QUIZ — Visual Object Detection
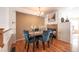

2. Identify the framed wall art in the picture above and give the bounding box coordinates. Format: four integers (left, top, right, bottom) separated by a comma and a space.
48, 13, 56, 22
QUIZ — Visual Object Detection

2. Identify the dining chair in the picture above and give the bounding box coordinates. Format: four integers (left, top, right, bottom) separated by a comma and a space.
40, 30, 51, 50
35, 35, 42, 48
48, 29, 54, 43
23, 30, 35, 52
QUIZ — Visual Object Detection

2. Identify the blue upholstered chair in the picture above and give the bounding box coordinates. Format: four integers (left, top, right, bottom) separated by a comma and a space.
48, 28, 53, 39
48, 29, 54, 43
23, 30, 35, 52
40, 30, 51, 50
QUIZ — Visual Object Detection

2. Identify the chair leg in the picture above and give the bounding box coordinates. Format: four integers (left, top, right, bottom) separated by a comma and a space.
33, 42, 35, 52
47, 40, 50, 48
25, 42, 27, 49
51, 38, 53, 44
36, 40, 39, 48
27, 43, 29, 52
42, 41, 45, 50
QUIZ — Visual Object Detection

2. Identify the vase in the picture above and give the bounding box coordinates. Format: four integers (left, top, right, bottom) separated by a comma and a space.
61, 17, 64, 23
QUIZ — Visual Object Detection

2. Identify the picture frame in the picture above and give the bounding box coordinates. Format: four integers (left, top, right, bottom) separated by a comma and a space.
48, 13, 56, 22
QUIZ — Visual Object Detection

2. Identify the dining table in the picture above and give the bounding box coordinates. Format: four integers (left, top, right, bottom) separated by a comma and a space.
29, 31, 43, 37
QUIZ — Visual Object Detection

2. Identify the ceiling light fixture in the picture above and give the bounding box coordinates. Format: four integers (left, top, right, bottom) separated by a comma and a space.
39, 7, 41, 16
38, 7, 44, 16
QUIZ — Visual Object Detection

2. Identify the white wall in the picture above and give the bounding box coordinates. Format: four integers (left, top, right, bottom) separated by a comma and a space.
0, 8, 9, 29
0, 8, 13, 52
8, 8, 16, 34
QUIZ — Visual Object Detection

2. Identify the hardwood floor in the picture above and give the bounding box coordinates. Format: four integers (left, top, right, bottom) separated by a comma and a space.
11, 39, 71, 52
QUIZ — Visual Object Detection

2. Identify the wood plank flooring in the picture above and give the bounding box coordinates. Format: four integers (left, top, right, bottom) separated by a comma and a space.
11, 39, 71, 52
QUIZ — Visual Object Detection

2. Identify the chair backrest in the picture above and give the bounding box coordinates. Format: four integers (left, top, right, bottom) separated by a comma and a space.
42, 30, 51, 41
23, 30, 29, 41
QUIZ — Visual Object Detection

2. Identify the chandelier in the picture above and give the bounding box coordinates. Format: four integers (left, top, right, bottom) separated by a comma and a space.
38, 7, 44, 16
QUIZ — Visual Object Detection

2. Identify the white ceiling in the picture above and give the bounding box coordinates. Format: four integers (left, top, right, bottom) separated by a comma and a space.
24, 7, 61, 14
16, 7, 63, 16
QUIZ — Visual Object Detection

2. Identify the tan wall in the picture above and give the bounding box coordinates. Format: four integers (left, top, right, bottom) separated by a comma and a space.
16, 12, 44, 39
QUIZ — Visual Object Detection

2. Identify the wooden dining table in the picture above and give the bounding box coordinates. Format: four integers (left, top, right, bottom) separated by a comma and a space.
29, 31, 43, 37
